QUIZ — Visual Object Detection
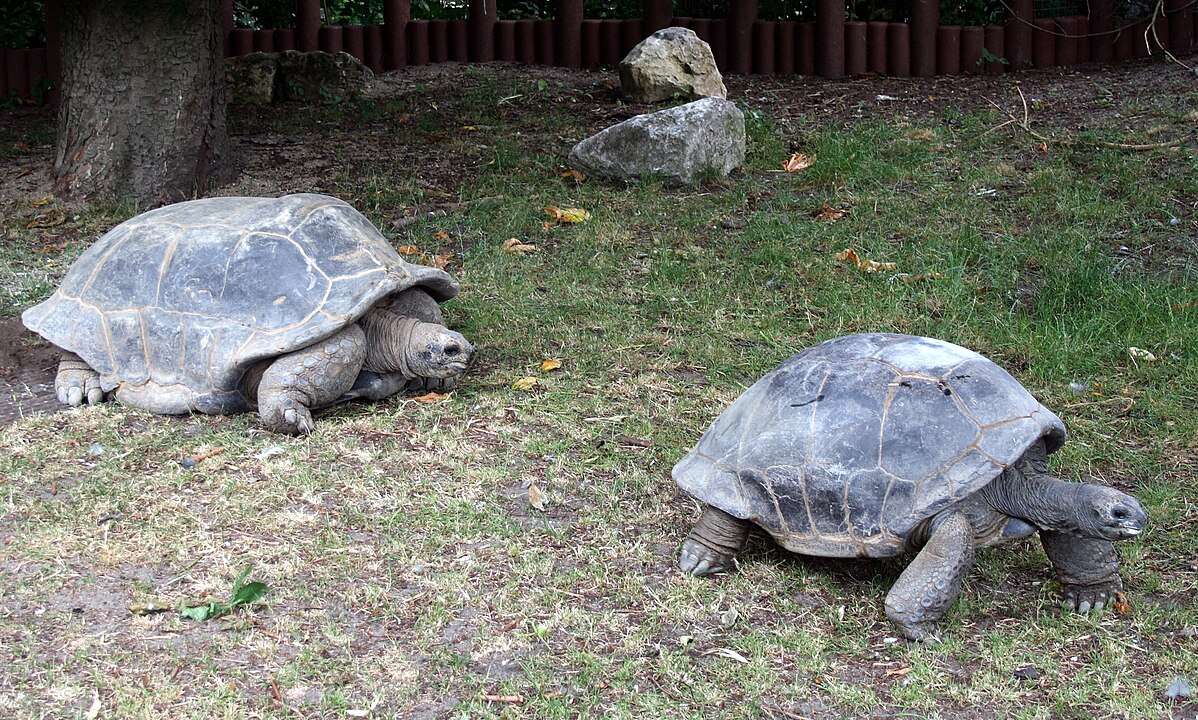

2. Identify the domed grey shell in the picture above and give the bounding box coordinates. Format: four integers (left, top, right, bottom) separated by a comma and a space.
673, 333, 1066, 558
22, 193, 458, 415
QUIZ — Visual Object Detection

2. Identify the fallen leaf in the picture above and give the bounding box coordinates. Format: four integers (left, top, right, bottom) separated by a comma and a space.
482, 695, 525, 703
412, 391, 450, 403
434, 230, 450, 241
1127, 347, 1157, 362
782, 152, 815, 172
1112, 591, 1131, 615
528, 483, 546, 510
700, 647, 750, 664
13, 141, 31, 152
561, 169, 586, 182
885, 666, 913, 677
543, 206, 591, 223
512, 376, 538, 391
26, 211, 65, 229
397, 245, 422, 255
540, 359, 562, 372
836, 247, 896, 273
1038, 141, 1049, 152
811, 202, 849, 221
461, 125, 478, 131
430, 252, 453, 269
502, 237, 538, 254
33, 194, 54, 207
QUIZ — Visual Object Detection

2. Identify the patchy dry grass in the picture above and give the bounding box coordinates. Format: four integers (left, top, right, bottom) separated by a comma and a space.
2, 61, 1198, 719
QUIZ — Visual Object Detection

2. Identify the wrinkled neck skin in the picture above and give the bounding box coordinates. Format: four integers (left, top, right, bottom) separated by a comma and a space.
979, 462, 1092, 537
359, 307, 420, 378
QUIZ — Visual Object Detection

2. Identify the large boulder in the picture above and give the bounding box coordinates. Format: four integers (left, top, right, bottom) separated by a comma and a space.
568, 98, 745, 186
277, 50, 372, 102
619, 27, 727, 104
225, 52, 282, 105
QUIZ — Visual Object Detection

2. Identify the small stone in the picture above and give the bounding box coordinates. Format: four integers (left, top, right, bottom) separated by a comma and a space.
1179, 626, 1197, 638
411, 562, 426, 575
88, 443, 104, 457
1068, 380, 1089, 395
1169, 217, 1181, 226
179, 457, 198, 469
1014, 666, 1041, 681
720, 608, 739, 627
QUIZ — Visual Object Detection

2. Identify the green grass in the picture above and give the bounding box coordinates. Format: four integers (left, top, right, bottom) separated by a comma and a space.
1, 65, 1197, 718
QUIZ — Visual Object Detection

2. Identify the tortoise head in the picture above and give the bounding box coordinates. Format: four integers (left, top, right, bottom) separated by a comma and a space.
404, 322, 475, 379
1078, 484, 1147, 541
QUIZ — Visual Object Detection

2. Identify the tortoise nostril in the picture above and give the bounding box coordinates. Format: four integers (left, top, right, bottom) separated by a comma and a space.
444, 343, 461, 356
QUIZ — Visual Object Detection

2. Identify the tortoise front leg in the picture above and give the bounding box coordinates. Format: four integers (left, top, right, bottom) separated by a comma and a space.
884, 511, 975, 642
55, 352, 105, 406
1040, 531, 1123, 613
679, 505, 751, 576
256, 324, 367, 434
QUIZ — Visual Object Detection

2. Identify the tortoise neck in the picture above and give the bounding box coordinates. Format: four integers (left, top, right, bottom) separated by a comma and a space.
981, 463, 1088, 535
360, 308, 420, 378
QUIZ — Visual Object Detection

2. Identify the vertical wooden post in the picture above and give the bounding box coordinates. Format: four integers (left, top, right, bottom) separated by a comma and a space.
383, 0, 409, 70
1031, 19, 1054, 67
886, 23, 909, 76
555, 0, 583, 68
961, 25, 985, 72
297, 0, 321, 51
1005, 0, 1032, 70
936, 26, 961, 74
644, 0, 672, 34
845, 21, 866, 76
230, 28, 254, 55
344, 25, 365, 61
776, 22, 796, 74
910, 0, 937, 76
729, 0, 758, 74
469, 0, 496, 61
867, 21, 887, 74
45, 0, 63, 105
1090, 0, 1113, 61
364, 24, 383, 71
815, 0, 844, 78
221, 0, 234, 56
984, 25, 1005, 73
1167, 0, 1193, 52
753, 21, 775, 74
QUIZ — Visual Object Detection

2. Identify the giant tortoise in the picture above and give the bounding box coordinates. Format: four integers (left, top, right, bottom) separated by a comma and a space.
22, 193, 474, 434
674, 333, 1146, 640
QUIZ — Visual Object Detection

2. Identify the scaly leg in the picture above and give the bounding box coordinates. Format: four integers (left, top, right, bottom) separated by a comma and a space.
1040, 531, 1123, 613
55, 352, 105, 406
884, 511, 975, 642
256, 325, 367, 434
679, 505, 752, 576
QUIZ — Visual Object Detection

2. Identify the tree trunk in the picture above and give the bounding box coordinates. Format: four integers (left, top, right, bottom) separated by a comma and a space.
53, 0, 229, 206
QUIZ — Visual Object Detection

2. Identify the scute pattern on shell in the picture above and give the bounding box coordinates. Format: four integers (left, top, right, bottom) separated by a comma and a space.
673, 334, 1066, 558
22, 194, 458, 415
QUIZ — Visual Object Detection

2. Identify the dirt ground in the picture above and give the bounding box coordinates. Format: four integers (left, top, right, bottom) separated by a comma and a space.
2, 55, 1195, 427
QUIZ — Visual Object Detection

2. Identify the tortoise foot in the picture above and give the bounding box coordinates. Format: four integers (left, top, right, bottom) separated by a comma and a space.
679, 537, 736, 576
1061, 580, 1122, 614
260, 400, 316, 435
55, 354, 104, 406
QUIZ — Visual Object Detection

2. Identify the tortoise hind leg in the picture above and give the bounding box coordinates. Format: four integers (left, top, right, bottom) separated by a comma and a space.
884, 511, 975, 642
680, 506, 751, 576
256, 324, 367, 434
55, 352, 105, 406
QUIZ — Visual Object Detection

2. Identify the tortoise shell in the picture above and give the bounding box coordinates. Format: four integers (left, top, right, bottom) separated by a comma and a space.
673, 333, 1066, 558
22, 193, 458, 415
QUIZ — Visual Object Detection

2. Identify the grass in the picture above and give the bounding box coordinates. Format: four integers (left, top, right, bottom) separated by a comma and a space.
1, 63, 1197, 719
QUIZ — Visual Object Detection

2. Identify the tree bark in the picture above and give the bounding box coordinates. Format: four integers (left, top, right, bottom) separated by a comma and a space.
53, 0, 229, 206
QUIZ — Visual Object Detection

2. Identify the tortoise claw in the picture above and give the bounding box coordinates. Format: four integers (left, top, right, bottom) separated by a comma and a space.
679, 538, 735, 576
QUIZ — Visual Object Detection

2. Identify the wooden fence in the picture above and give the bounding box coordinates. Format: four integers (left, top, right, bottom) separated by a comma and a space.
3, 0, 1196, 104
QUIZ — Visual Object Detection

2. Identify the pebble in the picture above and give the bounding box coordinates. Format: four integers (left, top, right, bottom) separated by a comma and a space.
1165, 676, 1192, 700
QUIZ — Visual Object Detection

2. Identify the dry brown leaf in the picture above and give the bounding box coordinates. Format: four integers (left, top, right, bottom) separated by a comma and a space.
540, 359, 562, 372
397, 245, 422, 255
512, 376, 538, 391
561, 169, 586, 183
502, 237, 538, 254
26, 211, 65, 229
434, 230, 450, 241
836, 247, 896, 273
543, 206, 591, 223
412, 391, 450, 404
527, 483, 546, 511
885, 666, 913, 677
33, 194, 54, 207
430, 252, 453, 269
782, 152, 815, 173
811, 202, 849, 221
1112, 591, 1131, 615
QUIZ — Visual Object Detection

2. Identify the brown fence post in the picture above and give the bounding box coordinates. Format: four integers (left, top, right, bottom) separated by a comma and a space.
230, 28, 254, 56
383, 0, 409, 70
297, 0, 321, 51
275, 28, 297, 51
815, 0, 844, 77
797, 22, 815, 74
961, 25, 985, 72
910, 0, 938, 76
6, 50, 29, 99
409, 20, 430, 65
448, 20, 468, 61
27, 48, 46, 102
845, 21, 866, 76
777, 21, 796, 74
1090, 0, 1113, 61
1167, 0, 1192, 51
344, 25, 365, 61
556, 0, 583, 68
620, 19, 644, 57
45, 0, 62, 105
364, 25, 383, 71
1005, 0, 1032, 70
984, 25, 1005, 73
496, 21, 516, 61
254, 29, 275, 52
867, 21, 887, 74
536, 19, 556, 65
1056, 17, 1078, 65
599, 20, 622, 66
469, 0, 496, 61
729, 0, 758, 74
753, 21, 776, 74
1031, 19, 1054, 67
320, 25, 344, 54
937, 25, 961, 74
582, 19, 601, 68
887, 23, 910, 76
515, 20, 536, 63
709, 20, 730, 69
221, 0, 234, 56
644, 0, 672, 34
429, 20, 448, 63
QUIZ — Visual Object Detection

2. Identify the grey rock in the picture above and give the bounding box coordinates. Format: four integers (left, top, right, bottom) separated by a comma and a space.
277, 50, 372, 102
1166, 676, 1192, 700
224, 52, 281, 105
620, 27, 727, 104
569, 98, 745, 186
